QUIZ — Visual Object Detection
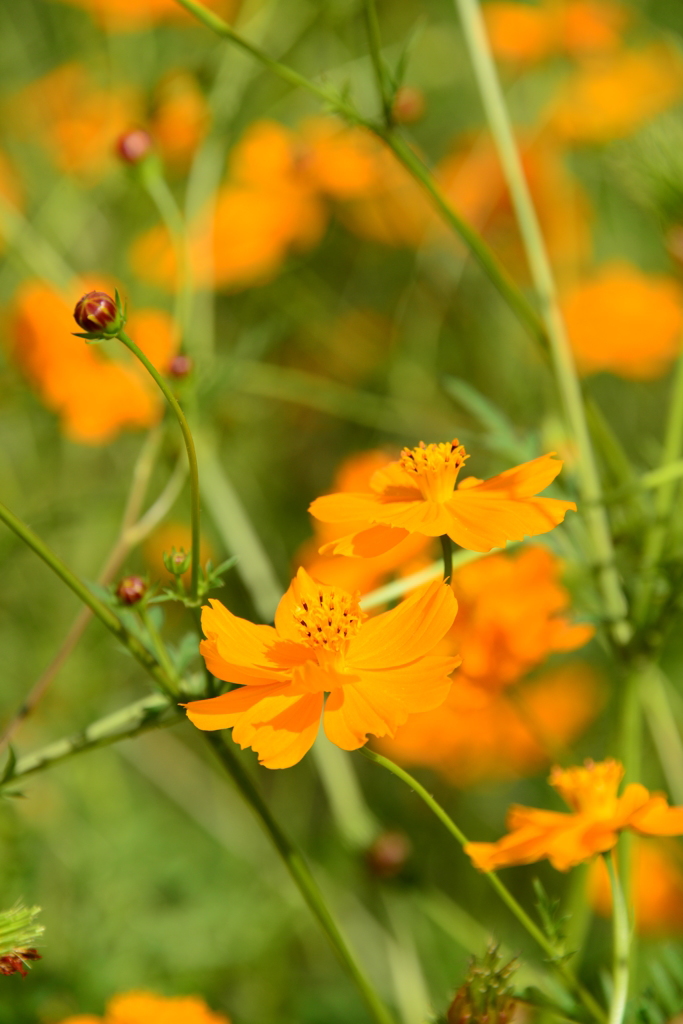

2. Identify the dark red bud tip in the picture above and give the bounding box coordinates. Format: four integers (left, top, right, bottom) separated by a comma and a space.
116, 576, 147, 605
117, 128, 153, 164
391, 86, 426, 125
0, 951, 41, 978
168, 354, 193, 379
74, 291, 119, 333
365, 830, 412, 878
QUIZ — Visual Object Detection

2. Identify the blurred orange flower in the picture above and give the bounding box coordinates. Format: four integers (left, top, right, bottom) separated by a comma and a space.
309, 442, 575, 556
50, 0, 238, 31
549, 44, 683, 143
298, 449, 435, 595
59, 989, 230, 1023
590, 839, 683, 936
151, 72, 210, 169
466, 759, 683, 871
184, 569, 459, 769
380, 546, 597, 784
9, 281, 177, 444
562, 262, 683, 379
484, 0, 627, 65
8, 64, 140, 179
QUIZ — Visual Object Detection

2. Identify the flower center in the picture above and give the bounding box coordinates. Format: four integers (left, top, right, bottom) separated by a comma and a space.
399, 440, 468, 501
294, 585, 363, 653
550, 759, 623, 816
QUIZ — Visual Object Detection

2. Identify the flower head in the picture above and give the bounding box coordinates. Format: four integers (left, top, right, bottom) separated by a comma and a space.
309, 444, 575, 557
116, 576, 147, 605
57, 990, 230, 1024
465, 759, 683, 872
184, 569, 460, 769
73, 290, 121, 335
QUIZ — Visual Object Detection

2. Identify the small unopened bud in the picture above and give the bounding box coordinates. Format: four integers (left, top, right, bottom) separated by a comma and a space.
0, 949, 41, 978
73, 291, 120, 334
365, 831, 412, 878
117, 128, 153, 164
163, 547, 192, 577
391, 86, 426, 125
116, 576, 147, 605
168, 354, 193, 379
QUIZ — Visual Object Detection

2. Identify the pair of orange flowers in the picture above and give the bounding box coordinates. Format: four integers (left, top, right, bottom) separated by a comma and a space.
184, 442, 573, 767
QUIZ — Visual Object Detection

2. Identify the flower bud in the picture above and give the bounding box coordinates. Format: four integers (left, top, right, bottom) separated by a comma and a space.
365, 831, 412, 878
391, 86, 426, 125
73, 291, 120, 334
116, 576, 147, 605
168, 354, 193, 379
0, 949, 41, 978
117, 128, 154, 164
163, 547, 192, 577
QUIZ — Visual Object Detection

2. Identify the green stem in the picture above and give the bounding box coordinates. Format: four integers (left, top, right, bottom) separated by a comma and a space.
449, 0, 630, 647
360, 747, 607, 1024
0, 502, 169, 692
633, 350, 683, 626
139, 607, 181, 696
605, 853, 630, 1024
205, 733, 398, 1024
363, 0, 393, 125
440, 534, 453, 582
117, 330, 201, 603
171, 0, 546, 346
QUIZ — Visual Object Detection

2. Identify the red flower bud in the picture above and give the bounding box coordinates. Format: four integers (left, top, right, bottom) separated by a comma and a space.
0, 950, 41, 978
365, 831, 412, 878
73, 291, 119, 333
116, 576, 147, 605
117, 129, 153, 164
168, 354, 193, 379
391, 86, 426, 125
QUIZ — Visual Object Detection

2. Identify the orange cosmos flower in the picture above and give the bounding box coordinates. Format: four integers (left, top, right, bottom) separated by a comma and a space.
9, 281, 177, 444
562, 262, 683, 379
184, 569, 459, 769
151, 73, 210, 169
297, 449, 435, 595
549, 44, 683, 143
309, 442, 575, 557
49, 0, 237, 31
466, 759, 683, 872
58, 990, 230, 1024
590, 839, 683, 936
484, 0, 627, 65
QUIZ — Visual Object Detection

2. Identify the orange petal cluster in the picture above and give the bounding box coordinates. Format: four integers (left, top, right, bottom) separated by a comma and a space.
184, 569, 460, 769
466, 759, 683, 872
150, 72, 210, 169
9, 281, 178, 444
130, 117, 431, 292
49, 0, 237, 31
297, 449, 435, 595
7, 63, 140, 179
549, 44, 683, 143
484, 0, 627, 64
589, 839, 683, 936
59, 990, 230, 1024
380, 546, 597, 784
309, 442, 575, 556
562, 262, 683, 379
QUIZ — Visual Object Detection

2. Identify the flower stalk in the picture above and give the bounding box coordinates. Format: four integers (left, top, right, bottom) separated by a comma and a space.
605, 853, 630, 1024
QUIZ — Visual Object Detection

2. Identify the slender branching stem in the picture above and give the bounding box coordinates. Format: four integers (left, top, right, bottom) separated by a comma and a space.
360, 747, 607, 1024
605, 852, 630, 1024
363, 0, 392, 125
117, 330, 201, 602
449, 0, 630, 647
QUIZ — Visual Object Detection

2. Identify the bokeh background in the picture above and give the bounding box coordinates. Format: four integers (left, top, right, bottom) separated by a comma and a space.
4, 0, 683, 1021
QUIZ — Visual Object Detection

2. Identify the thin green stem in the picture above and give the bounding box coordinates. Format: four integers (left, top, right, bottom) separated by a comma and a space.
139, 607, 180, 697
0, 502, 170, 692
605, 853, 630, 1024
633, 350, 683, 626
205, 733, 397, 1024
449, 0, 630, 647
171, 0, 547, 345
363, 0, 393, 125
440, 534, 453, 582
360, 747, 606, 1024
117, 330, 201, 602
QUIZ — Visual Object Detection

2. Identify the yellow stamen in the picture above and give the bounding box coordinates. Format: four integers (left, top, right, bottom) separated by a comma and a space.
294, 584, 363, 652
399, 440, 469, 501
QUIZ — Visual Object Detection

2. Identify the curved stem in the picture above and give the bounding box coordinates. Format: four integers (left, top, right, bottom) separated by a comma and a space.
440, 534, 453, 582
117, 330, 201, 603
605, 853, 630, 1024
206, 734, 398, 1024
360, 747, 606, 1024
449, 0, 630, 647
